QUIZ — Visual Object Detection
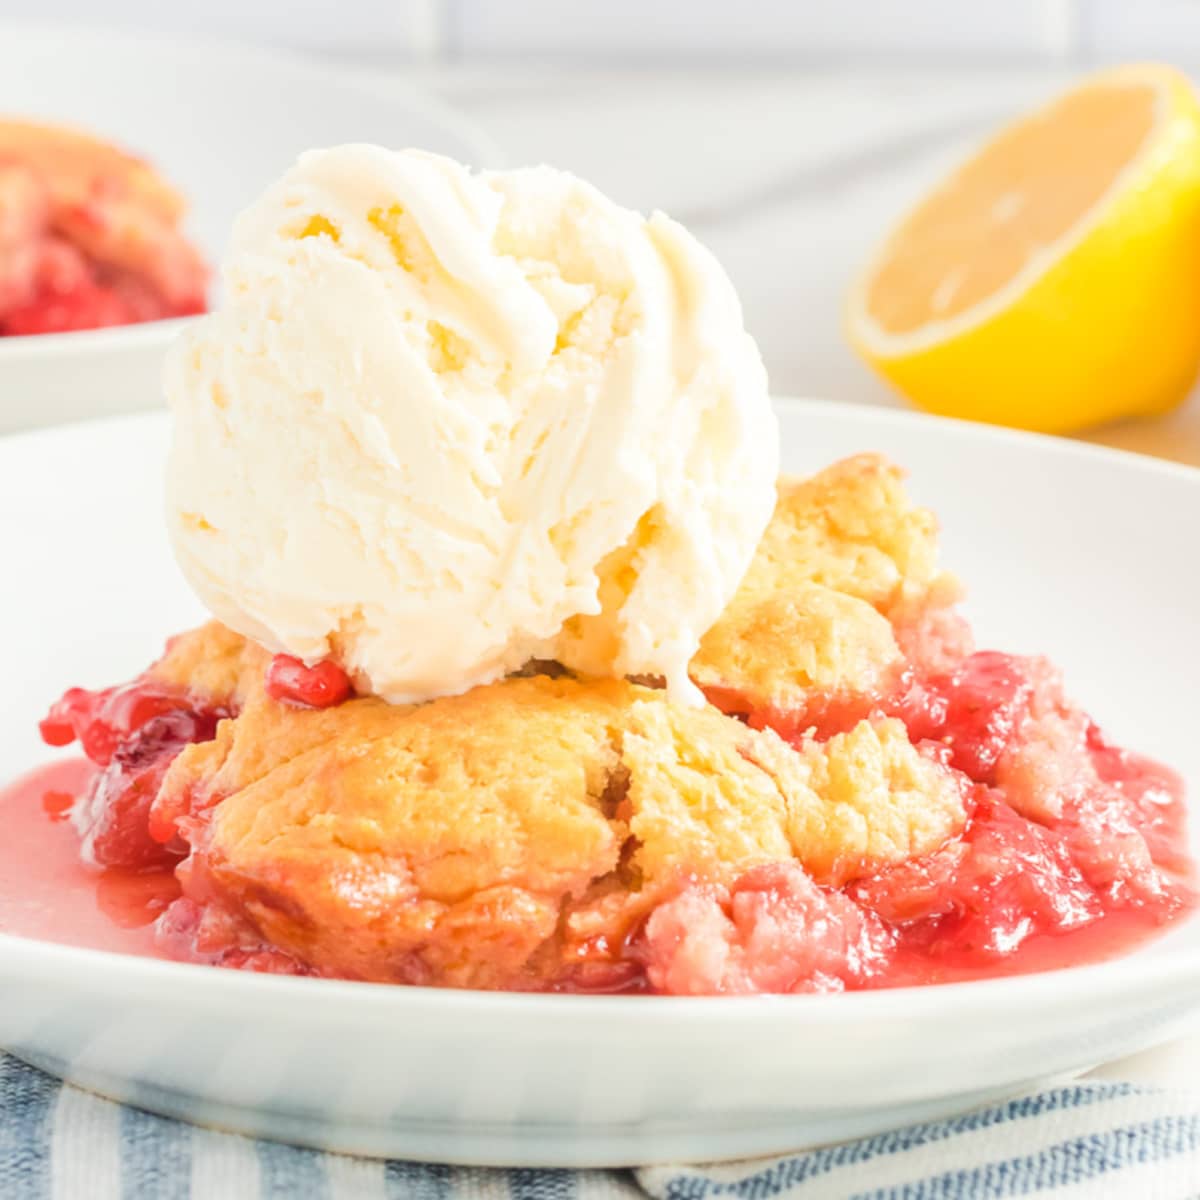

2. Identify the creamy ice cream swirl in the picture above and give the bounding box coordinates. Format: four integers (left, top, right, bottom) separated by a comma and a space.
166, 145, 778, 704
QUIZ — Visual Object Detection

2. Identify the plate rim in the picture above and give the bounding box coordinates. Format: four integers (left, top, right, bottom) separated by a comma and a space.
0, 914, 1195, 1023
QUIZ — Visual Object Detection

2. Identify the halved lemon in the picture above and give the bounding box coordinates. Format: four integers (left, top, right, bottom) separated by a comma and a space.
848, 64, 1200, 434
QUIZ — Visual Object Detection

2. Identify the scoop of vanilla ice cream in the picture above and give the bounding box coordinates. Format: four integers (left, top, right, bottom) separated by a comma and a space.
165, 145, 777, 704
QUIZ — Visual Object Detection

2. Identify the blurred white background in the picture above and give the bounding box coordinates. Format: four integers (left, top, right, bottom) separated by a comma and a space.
10, 0, 1200, 60
5, 1, 1197, 461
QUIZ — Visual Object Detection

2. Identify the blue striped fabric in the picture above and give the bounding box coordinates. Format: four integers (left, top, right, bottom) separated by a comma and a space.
2, 1053, 1198, 1199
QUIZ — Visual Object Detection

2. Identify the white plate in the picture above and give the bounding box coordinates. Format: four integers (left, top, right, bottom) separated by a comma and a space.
0, 26, 495, 435
1, 399, 1198, 1167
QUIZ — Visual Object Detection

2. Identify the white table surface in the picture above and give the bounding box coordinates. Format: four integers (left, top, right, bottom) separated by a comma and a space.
404, 61, 1200, 1087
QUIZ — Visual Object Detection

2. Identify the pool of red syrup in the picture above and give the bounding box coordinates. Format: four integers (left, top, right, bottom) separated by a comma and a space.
0, 755, 1189, 989
0, 759, 178, 957
864, 905, 1182, 988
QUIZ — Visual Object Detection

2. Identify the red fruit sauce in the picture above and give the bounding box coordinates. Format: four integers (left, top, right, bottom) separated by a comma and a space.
39, 681, 229, 868
2, 649, 1193, 993
0, 759, 177, 957
264, 654, 354, 708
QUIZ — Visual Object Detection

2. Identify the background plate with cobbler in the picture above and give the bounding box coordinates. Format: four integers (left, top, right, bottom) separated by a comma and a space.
0, 25, 495, 435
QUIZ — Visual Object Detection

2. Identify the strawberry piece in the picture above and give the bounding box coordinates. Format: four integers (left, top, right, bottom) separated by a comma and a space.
265, 655, 353, 709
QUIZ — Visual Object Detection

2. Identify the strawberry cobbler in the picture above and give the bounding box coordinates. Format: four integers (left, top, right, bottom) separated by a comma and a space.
34, 455, 1191, 993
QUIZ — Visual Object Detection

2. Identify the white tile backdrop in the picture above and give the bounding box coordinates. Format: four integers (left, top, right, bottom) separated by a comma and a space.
7, 0, 1200, 61
1082, 0, 1200, 59
445, 1, 1071, 59
0, 0, 444, 54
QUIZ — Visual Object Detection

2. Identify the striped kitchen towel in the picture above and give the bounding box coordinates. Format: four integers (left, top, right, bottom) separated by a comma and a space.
2, 1055, 1199, 1199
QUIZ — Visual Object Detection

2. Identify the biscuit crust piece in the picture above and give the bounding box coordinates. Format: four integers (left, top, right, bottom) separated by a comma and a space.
691, 454, 964, 723
155, 625, 966, 989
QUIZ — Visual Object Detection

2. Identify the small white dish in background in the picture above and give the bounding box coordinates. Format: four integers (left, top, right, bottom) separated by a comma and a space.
0, 25, 496, 435
0, 399, 1197, 1166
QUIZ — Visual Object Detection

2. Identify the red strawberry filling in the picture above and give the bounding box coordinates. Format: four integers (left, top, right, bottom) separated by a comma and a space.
264, 654, 354, 708
30, 637, 1193, 992
40, 679, 229, 869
